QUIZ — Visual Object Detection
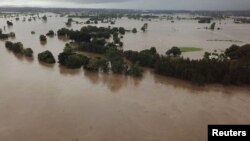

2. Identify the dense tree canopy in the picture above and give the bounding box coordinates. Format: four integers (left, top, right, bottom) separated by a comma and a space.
38, 50, 56, 64
58, 46, 89, 69
5, 41, 34, 57
57, 25, 127, 44
155, 44, 250, 85
124, 47, 160, 67
225, 44, 250, 60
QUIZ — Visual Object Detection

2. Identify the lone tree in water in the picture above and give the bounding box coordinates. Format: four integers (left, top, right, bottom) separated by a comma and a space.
132, 28, 137, 33
24, 48, 34, 57
42, 15, 47, 21
40, 35, 47, 42
46, 30, 55, 37
9, 32, 15, 38
141, 23, 148, 32
166, 47, 181, 57
7, 21, 13, 26
210, 22, 216, 30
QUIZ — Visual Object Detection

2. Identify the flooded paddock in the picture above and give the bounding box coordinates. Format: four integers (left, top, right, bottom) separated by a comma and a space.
0, 13, 250, 141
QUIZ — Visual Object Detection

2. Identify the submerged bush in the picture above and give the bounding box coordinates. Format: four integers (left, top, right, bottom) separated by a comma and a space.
7, 21, 13, 26
9, 32, 16, 38
40, 35, 47, 42
0, 34, 9, 39
132, 28, 137, 33
46, 30, 55, 37
24, 48, 34, 57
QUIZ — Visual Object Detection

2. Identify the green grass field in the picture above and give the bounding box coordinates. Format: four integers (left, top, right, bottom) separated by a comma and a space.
179, 47, 202, 52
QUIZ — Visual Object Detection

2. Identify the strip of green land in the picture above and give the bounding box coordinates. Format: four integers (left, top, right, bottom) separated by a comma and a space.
179, 47, 202, 52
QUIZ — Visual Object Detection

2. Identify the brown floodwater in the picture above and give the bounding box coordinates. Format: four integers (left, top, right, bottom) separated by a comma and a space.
0, 13, 250, 141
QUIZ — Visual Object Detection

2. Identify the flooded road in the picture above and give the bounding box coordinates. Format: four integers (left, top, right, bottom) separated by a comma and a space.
0, 14, 250, 141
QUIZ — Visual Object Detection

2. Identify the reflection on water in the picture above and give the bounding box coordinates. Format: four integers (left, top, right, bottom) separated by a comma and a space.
83, 71, 143, 92
40, 41, 47, 46
59, 66, 82, 75
39, 61, 55, 69
0, 13, 250, 141
5, 48, 34, 63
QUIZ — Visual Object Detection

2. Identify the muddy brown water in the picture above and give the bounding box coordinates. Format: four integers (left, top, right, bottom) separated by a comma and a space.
0, 14, 250, 141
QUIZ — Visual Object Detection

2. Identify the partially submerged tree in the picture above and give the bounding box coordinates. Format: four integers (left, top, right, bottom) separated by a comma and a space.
40, 35, 47, 42
210, 22, 216, 30
7, 21, 13, 26
166, 47, 181, 57
38, 50, 56, 64
24, 48, 34, 57
46, 30, 55, 37
132, 28, 137, 33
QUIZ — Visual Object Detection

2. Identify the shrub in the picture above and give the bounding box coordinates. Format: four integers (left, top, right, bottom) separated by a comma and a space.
24, 48, 33, 57
5, 41, 13, 50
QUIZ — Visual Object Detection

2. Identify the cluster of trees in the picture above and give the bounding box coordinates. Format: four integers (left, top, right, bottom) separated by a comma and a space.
83, 13, 123, 24
225, 44, 250, 60
57, 45, 143, 76
78, 41, 109, 54
124, 45, 250, 85
105, 47, 127, 74
57, 28, 91, 42
57, 25, 126, 53
54, 25, 249, 83
124, 47, 159, 68
197, 17, 212, 23
38, 50, 55, 64
58, 45, 109, 71
58, 45, 89, 69
5, 41, 33, 57
57, 25, 126, 41
0, 29, 16, 39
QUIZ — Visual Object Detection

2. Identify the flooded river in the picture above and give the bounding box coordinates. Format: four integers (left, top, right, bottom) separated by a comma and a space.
0, 14, 250, 141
